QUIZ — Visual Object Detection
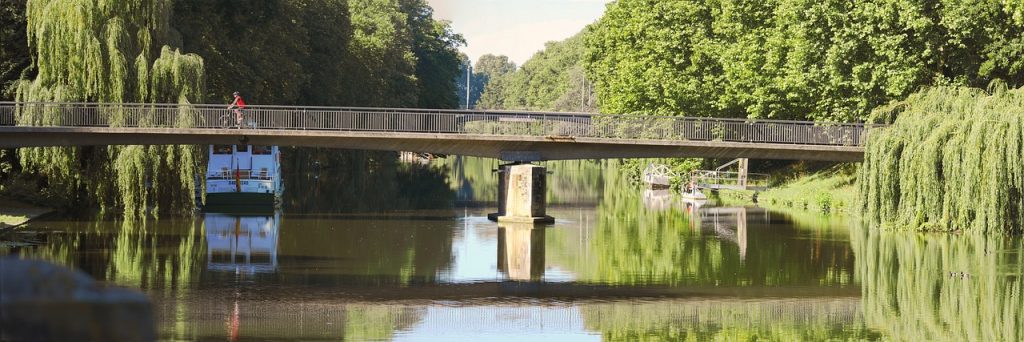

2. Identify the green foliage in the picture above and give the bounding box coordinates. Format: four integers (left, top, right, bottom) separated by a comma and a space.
14, 0, 205, 217
761, 165, 857, 214
173, 0, 462, 108
440, 156, 607, 205
457, 54, 515, 109
814, 192, 832, 213
860, 85, 1024, 233
402, 0, 464, 108
5, 0, 464, 216
172, 0, 312, 105
0, 0, 32, 100
474, 54, 516, 78
478, 32, 596, 112
585, 0, 1024, 122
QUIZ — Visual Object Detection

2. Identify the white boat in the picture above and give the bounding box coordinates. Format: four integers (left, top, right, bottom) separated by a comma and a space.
203, 145, 283, 209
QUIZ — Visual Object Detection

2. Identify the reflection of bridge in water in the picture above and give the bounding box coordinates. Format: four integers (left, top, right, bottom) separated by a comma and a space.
155, 295, 862, 340
643, 190, 764, 261
162, 210, 863, 339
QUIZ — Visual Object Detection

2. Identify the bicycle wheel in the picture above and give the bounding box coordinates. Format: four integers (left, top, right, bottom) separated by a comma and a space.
219, 114, 233, 129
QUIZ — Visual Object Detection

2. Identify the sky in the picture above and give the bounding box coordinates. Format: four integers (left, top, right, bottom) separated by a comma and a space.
426, 0, 612, 66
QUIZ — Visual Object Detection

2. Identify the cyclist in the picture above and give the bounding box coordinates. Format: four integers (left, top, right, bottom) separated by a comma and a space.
228, 91, 246, 128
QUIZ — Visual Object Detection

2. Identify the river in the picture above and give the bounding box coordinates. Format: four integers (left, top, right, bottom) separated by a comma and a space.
4, 156, 1023, 341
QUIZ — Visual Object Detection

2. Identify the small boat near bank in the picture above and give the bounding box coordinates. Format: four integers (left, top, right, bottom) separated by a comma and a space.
202, 145, 283, 210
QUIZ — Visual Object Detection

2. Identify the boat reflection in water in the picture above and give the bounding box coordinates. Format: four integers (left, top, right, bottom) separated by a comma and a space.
204, 212, 281, 274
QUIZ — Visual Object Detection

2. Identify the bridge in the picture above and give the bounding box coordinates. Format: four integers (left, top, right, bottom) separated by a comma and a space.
0, 102, 874, 161
0, 101, 879, 222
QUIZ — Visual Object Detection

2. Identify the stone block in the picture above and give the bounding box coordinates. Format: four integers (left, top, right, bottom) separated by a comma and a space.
0, 258, 156, 342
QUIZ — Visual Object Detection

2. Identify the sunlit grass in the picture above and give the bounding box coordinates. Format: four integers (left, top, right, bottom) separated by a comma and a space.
0, 214, 30, 226
761, 165, 858, 214
0, 197, 51, 227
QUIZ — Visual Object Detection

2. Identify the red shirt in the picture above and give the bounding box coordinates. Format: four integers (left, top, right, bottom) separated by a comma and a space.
234, 96, 246, 108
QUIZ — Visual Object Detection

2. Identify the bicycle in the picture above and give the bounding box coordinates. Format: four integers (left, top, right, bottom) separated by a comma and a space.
217, 109, 256, 129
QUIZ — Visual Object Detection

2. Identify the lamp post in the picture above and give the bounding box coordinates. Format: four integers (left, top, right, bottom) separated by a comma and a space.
465, 61, 472, 109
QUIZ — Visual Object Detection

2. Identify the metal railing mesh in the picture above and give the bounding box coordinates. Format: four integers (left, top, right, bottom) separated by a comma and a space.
0, 102, 877, 146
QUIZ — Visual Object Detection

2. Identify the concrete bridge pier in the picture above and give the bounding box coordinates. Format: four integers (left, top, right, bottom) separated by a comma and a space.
487, 163, 555, 224
497, 222, 546, 281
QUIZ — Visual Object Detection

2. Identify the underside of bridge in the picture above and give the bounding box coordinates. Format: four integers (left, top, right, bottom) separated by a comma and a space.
0, 127, 865, 162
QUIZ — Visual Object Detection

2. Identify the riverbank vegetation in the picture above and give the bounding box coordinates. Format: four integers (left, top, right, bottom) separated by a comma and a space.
759, 165, 858, 214
470, 0, 1024, 191
474, 0, 1024, 122
585, 0, 1024, 122
860, 85, 1024, 233
0, 196, 50, 228
1, 0, 463, 217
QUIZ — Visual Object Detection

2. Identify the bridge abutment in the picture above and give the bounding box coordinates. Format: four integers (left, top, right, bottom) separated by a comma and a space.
487, 163, 554, 224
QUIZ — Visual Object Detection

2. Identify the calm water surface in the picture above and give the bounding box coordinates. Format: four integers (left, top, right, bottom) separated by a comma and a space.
6, 158, 1024, 341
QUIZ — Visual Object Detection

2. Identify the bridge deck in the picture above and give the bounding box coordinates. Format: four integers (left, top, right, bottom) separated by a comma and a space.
0, 102, 877, 161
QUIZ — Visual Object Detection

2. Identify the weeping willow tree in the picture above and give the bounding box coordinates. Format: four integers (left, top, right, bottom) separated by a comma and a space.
859, 84, 1024, 233
14, 0, 204, 217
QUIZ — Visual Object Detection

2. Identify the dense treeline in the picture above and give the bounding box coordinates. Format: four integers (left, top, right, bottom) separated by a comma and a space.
585, 0, 1024, 122
0, 0, 30, 189
473, 33, 596, 112
0, 0, 463, 216
172, 0, 462, 108
458, 54, 515, 109
0, 0, 31, 101
475, 0, 1024, 122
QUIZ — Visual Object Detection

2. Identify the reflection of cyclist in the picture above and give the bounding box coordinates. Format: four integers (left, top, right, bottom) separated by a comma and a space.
228, 91, 246, 128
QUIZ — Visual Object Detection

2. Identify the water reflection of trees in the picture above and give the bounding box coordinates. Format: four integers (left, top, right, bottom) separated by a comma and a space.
282, 149, 455, 213
560, 169, 856, 286
14, 214, 438, 340
15, 218, 205, 291
274, 216, 454, 286
581, 299, 880, 341
852, 228, 1024, 340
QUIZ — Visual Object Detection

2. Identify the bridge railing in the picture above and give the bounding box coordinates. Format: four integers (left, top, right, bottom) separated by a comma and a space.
689, 170, 771, 190
0, 101, 877, 146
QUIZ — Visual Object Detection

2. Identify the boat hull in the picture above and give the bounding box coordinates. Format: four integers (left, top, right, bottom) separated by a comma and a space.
204, 192, 278, 212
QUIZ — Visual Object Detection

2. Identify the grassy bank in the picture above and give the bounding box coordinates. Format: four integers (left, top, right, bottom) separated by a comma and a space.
760, 165, 858, 214
717, 164, 857, 215
0, 196, 51, 228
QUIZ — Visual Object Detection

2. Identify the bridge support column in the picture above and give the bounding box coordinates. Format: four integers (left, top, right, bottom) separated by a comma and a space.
738, 158, 749, 188
487, 163, 554, 223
